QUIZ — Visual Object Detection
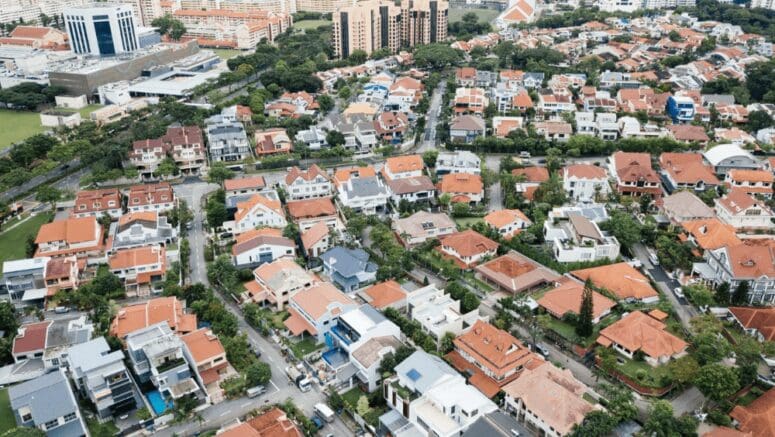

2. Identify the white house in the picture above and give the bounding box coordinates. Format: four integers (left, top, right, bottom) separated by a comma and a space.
702, 143, 761, 176
544, 212, 620, 263
111, 212, 176, 251
284, 165, 332, 200
562, 164, 610, 203
231, 228, 296, 268
336, 175, 390, 215
231, 193, 287, 235
435, 151, 481, 176
715, 190, 775, 231
407, 284, 485, 340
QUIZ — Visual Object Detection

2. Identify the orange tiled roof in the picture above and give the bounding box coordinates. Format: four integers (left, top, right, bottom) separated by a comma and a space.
597, 311, 687, 360
438, 173, 483, 195
512, 166, 549, 182
659, 152, 719, 185
286, 197, 336, 219
563, 164, 607, 180
235, 194, 283, 223
484, 209, 531, 229
681, 218, 741, 251
363, 280, 406, 309
12, 321, 51, 355
384, 155, 423, 176
729, 307, 775, 342
453, 320, 541, 378
301, 222, 329, 250
289, 282, 354, 320
440, 229, 499, 257
730, 388, 775, 437
108, 246, 165, 270
35, 217, 99, 245
246, 407, 303, 437
285, 164, 328, 186
110, 296, 196, 339
538, 280, 616, 321
182, 328, 226, 364
728, 169, 774, 184
571, 263, 658, 301
224, 176, 266, 191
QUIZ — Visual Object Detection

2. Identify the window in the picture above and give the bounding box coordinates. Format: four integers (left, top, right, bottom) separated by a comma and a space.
44, 418, 60, 430
63, 412, 76, 423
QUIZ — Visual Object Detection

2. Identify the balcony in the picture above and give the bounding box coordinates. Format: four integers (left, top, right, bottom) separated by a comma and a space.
156, 357, 186, 373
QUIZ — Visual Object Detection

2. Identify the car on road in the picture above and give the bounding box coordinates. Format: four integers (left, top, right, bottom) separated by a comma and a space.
673, 287, 685, 299
247, 385, 266, 398
311, 416, 324, 430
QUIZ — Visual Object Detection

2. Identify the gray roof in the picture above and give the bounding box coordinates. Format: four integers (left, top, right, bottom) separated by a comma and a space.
450, 115, 485, 131
321, 247, 378, 278
462, 411, 527, 437
9, 369, 83, 433
661, 190, 715, 219
395, 350, 458, 394
701, 94, 735, 106
344, 176, 389, 198
46, 317, 93, 348
386, 176, 435, 195
68, 337, 126, 382
379, 409, 425, 437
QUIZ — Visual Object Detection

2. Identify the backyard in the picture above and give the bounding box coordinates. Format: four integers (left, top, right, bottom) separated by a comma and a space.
614, 356, 672, 389
454, 216, 484, 229
0, 109, 46, 149
0, 389, 14, 431
288, 337, 324, 359
0, 213, 53, 266
448, 7, 500, 24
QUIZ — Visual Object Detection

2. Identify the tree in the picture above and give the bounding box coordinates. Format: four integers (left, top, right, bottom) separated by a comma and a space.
155, 156, 178, 178
422, 150, 438, 168
748, 110, 773, 133
356, 395, 370, 416
599, 210, 642, 252
328, 390, 344, 411
206, 200, 228, 229
35, 185, 61, 209
413, 43, 463, 70
438, 193, 451, 209
667, 355, 700, 386
338, 86, 351, 100
576, 279, 594, 338
600, 384, 636, 424
348, 50, 368, 65
440, 332, 455, 354
245, 361, 272, 387
732, 280, 750, 305
135, 407, 152, 421
643, 400, 698, 437
326, 130, 345, 147
151, 15, 187, 41
715, 282, 731, 305
693, 363, 740, 402
693, 331, 732, 365
208, 162, 234, 184
317, 94, 334, 113
461, 292, 480, 313
571, 411, 617, 437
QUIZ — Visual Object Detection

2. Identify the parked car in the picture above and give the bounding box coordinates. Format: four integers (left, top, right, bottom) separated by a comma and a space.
673, 287, 685, 299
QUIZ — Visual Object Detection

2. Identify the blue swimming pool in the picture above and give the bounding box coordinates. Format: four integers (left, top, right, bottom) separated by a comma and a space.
146, 390, 173, 415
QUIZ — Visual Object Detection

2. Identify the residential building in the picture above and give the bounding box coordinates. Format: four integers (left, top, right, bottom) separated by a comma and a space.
730, 388, 775, 437
9, 368, 88, 437
173, 9, 291, 49
392, 211, 456, 247
232, 228, 295, 268
503, 363, 597, 437
125, 323, 202, 401
12, 316, 94, 369
286, 197, 342, 232
660, 191, 715, 223
335, 168, 390, 214
284, 165, 332, 200
182, 328, 234, 404
242, 258, 316, 309
64, 4, 139, 56
571, 263, 659, 303
109, 296, 197, 340
126, 182, 174, 213
265, 92, 318, 118
68, 337, 138, 419
111, 211, 175, 252
295, 126, 327, 150
217, 407, 303, 437
437, 172, 484, 204
476, 251, 560, 294
537, 90, 575, 114
435, 151, 480, 175
332, 0, 401, 59
231, 193, 287, 235
729, 307, 775, 344
725, 170, 773, 198
449, 115, 486, 144
71, 188, 122, 219
702, 144, 760, 177
382, 351, 497, 437
562, 164, 610, 202
492, 116, 523, 139
666, 124, 710, 145
1, 258, 48, 302
283, 282, 358, 342
108, 246, 166, 296
400, 0, 449, 48
681, 219, 741, 255
359, 280, 407, 311
129, 137, 167, 179
255, 128, 292, 156
321, 246, 378, 292
301, 222, 332, 259
446, 320, 544, 398
205, 114, 252, 162
483, 209, 531, 239
543, 212, 620, 263
659, 152, 719, 193
666, 94, 696, 123
693, 240, 775, 305
438, 230, 498, 269
608, 151, 662, 198
223, 176, 267, 198
715, 190, 775, 230
512, 166, 549, 201
597, 311, 688, 366
383, 155, 424, 180
164, 126, 207, 177
34, 217, 103, 258
407, 284, 484, 340
462, 411, 527, 437
386, 176, 435, 204
533, 121, 572, 142
374, 112, 410, 144
453, 87, 488, 115
538, 279, 616, 324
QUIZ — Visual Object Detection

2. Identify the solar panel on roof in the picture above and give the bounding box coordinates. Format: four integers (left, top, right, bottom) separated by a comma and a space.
407, 368, 421, 381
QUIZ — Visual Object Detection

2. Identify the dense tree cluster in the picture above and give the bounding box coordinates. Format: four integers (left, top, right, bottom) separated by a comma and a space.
0, 83, 66, 111
448, 12, 492, 38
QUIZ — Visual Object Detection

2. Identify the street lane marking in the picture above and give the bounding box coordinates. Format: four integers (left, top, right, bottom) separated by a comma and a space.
270, 380, 279, 391
219, 411, 229, 417
241, 401, 251, 408
267, 355, 274, 363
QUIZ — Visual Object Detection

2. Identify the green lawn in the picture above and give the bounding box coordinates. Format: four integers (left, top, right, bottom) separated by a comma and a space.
78, 104, 103, 119
288, 337, 323, 359
0, 213, 52, 267
212, 48, 244, 60
454, 217, 484, 229
448, 7, 500, 24
0, 389, 15, 431
341, 387, 365, 409
0, 109, 46, 149
292, 19, 332, 31
615, 357, 671, 389
87, 418, 119, 437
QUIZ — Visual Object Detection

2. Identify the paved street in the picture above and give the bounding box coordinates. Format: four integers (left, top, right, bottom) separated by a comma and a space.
416, 81, 445, 154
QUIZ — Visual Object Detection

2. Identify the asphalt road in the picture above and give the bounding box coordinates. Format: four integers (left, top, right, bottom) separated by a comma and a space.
416, 81, 445, 154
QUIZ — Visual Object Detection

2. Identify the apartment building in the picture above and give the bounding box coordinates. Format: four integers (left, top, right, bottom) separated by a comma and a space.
400, 0, 449, 48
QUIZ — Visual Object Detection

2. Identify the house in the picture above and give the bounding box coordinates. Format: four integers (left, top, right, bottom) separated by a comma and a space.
382, 351, 498, 437
475, 251, 560, 295
725, 170, 773, 198
127, 183, 175, 213
232, 228, 295, 268
164, 126, 208, 177
9, 369, 88, 437
492, 116, 523, 139
108, 246, 166, 296
68, 337, 139, 419
72, 188, 122, 219
484, 209, 531, 239
12, 316, 94, 369
129, 138, 167, 179
2, 257, 78, 302
693, 241, 775, 305
715, 190, 775, 230
543, 212, 620, 263
438, 230, 499, 269
449, 115, 486, 144
294, 126, 327, 150
242, 258, 315, 309
35, 217, 103, 258
571, 263, 659, 303
462, 411, 528, 437
512, 166, 549, 201
730, 388, 775, 437
408, 284, 484, 340
284, 165, 332, 200
597, 311, 688, 366
0, 26, 68, 49
125, 323, 202, 401
255, 128, 292, 156
218, 408, 303, 437
454, 88, 489, 115
681, 219, 741, 254
383, 155, 424, 180
436, 151, 481, 176
205, 113, 252, 162
321, 247, 378, 292
456, 67, 477, 86
660, 191, 715, 223
533, 121, 573, 142
109, 296, 197, 340
659, 152, 719, 193
702, 144, 760, 177
374, 112, 410, 144
539, 278, 616, 324
111, 212, 176, 252
562, 164, 610, 202
575, 112, 618, 141
232, 193, 287, 235
386, 176, 436, 204
666, 95, 696, 123
335, 167, 390, 214
392, 211, 456, 247
224, 176, 267, 198
446, 320, 544, 398
503, 363, 597, 437
666, 124, 710, 145
286, 197, 342, 232
265, 91, 318, 118
283, 282, 358, 342
537, 90, 575, 114
609, 151, 662, 198
182, 328, 234, 404
301, 222, 331, 258
438, 173, 484, 204
729, 307, 775, 343
359, 280, 407, 311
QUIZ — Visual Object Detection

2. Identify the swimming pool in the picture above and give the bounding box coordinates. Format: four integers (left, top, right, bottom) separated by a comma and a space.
145, 390, 173, 415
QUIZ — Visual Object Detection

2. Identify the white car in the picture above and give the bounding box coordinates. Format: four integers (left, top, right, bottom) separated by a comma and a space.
673, 287, 685, 299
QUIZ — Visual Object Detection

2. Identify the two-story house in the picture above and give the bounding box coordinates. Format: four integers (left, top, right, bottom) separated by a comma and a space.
562, 164, 610, 202
608, 151, 662, 198
438, 230, 499, 269
9, 369, 88, 436
126, 183, 175, 213
164, 126, 208, 177
205, 114, 252, 162
241, 258, 316, 310
231, 193, 287, 235
392, 211, 457, 247
435, 151, 481, 176
108, 246, 166, 296
35, 217, 103, 258
321, 247, 378, 293
543, 212, 620, 263
111, 212, 176, 252
284, 165, 332, 200
72, 188, 122, 219
232, 228, 295, 268
283, 282, 358, 343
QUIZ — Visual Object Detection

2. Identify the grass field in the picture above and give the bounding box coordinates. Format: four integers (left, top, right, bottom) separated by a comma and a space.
448, 7, 500, 23
0, 389, 14, 432
0, 213, 52, 266
78, 104, 103, 118
212, 48, 244, 60
0, 109, 46, 149
454, 216, 484, 229
292, 19, 332, 31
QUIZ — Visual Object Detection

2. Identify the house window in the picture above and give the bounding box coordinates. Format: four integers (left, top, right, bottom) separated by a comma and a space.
63, 412, 76, 422
44, 419, 59, 430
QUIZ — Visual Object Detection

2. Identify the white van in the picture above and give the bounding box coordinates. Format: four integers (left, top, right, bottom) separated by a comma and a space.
314, 403, 335, 423
247, 385, 266, 398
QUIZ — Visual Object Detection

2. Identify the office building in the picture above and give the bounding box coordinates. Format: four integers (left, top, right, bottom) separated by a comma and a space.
64, 4, 139, 56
